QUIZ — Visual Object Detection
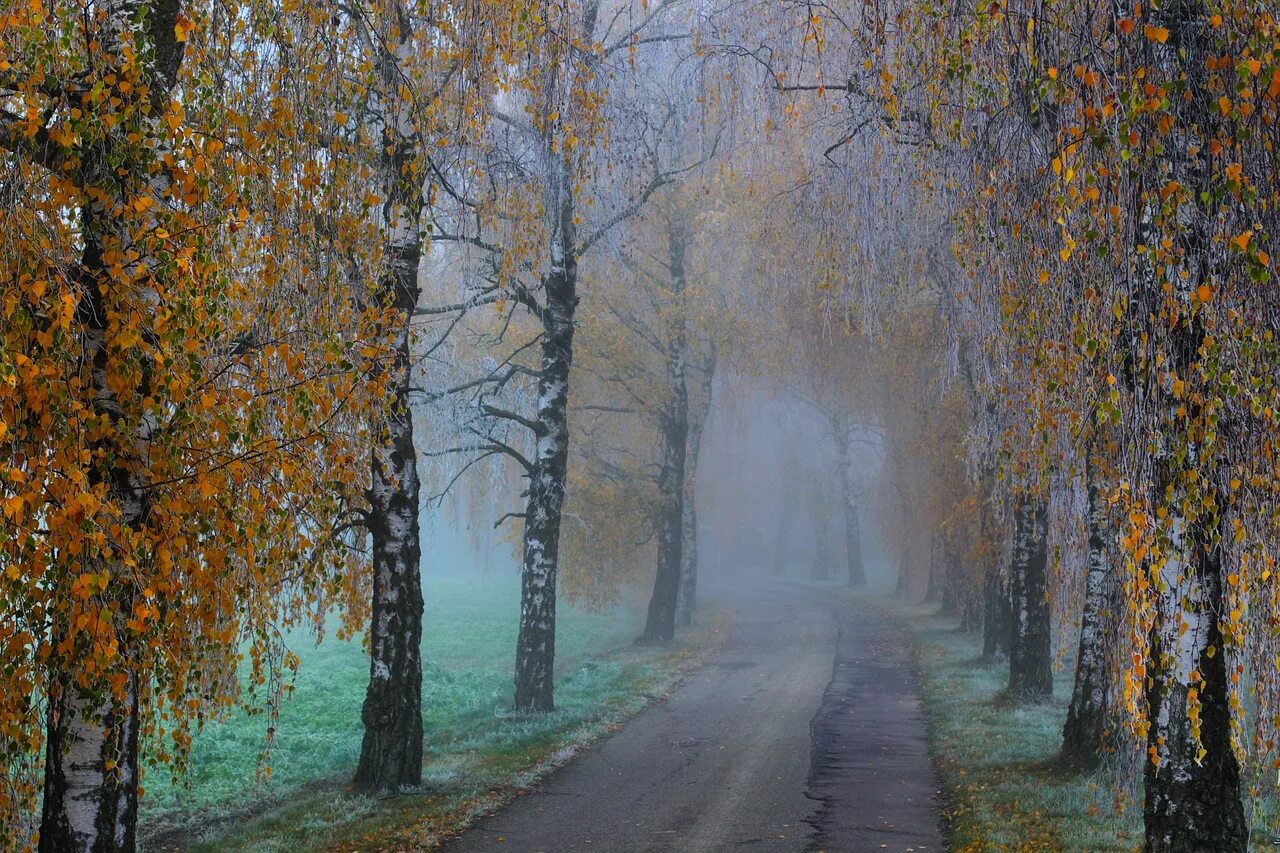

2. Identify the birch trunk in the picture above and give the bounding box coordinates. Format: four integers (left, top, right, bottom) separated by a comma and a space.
1061, 463, 1113, 769
40, 3, 184, 848
354, 4, 425, 790
1136, 0, 1245, 845
1008, 499, 1051, 701
514, 152, 578, 712
1143, 515, 1243, 850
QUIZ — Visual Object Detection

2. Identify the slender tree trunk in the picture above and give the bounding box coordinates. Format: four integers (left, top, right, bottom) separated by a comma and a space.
834, 431, 866, 586
960, 586, 983, 633
675, 496, 697, 627
810, 502, 831, 581
514, 154, 578, 713
1008, 499, 1051, 701
675, 352, 712, 627
923, 534, 941, 604
40, 5, 185, 847
354, 9, 426, 789
1061, 462, 1113, 770
639, 409, 687, 642
982, 568, 1012, 661
641, 218, 690, 643
42, 223, 148, 853
939, 537, 959, 617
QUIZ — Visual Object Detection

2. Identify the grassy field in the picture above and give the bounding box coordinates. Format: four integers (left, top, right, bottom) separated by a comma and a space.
139, 573, 725, 851
894, 602, 1144, 852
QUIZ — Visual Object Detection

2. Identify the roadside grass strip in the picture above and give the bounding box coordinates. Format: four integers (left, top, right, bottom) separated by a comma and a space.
140, 576, 728, 851
894, 602, 1142, 852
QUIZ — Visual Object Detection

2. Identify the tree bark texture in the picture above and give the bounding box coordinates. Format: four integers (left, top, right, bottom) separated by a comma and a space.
982, 568, 1012, 661
514, 152, 578, 713
41, 3, 185, 849
1135, 0, 1246, 846
1061, 464, 1114, 770
355, 4, 426, 790
1008, 499, 1052, 701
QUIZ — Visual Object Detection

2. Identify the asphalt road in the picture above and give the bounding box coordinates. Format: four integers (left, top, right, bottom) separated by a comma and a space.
443, 581, 943, 853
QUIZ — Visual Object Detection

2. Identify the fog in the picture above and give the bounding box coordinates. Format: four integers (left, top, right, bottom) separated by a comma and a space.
16, 0, 1253, 849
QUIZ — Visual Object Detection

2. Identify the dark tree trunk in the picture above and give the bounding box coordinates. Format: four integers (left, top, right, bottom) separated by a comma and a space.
676, 354, 711, 627
959, 585, 983, 633
675, 495, 698, 627
982, 568, 1011, 661
675, 277, 713, 629
939, 537, 959, 617
1008, 499, 1051, 701
639, 406, 687, 642
354, 12, 426, 789
640, 219, 690, 643
923, 535, 941, 604
1061, 463, 1113, 770
834, 430, 866, 586
514, 154, 578, 713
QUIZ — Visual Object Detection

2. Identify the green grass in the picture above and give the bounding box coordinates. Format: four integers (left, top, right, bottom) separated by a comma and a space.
891, 602, 1144, 852
138, 573, 726, 851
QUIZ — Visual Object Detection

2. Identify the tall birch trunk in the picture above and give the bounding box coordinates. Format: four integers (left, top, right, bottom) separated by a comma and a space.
514, 150, 578, 712
354, 3, 426, 790
1008, 499, 1051, 701
1061, 461, 1114, 769
40, 3, 184, 848
1135, 0, 1245, 845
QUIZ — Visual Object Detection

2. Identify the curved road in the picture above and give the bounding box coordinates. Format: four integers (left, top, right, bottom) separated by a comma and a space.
444, 582, 942, 852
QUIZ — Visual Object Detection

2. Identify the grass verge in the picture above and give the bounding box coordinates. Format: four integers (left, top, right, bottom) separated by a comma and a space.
140, 575, 729, 851
889, 600, 1143, 852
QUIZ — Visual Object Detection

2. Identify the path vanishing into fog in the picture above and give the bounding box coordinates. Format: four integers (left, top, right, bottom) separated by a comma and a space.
443, 581, 944, 852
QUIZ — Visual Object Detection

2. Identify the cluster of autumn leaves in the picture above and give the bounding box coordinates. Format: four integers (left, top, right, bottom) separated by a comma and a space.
0, 0, 554, 845
0, 0, 782, 846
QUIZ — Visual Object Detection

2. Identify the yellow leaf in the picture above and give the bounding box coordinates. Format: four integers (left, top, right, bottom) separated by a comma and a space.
1144, 24, 1169, 44
174, 13, 194, 43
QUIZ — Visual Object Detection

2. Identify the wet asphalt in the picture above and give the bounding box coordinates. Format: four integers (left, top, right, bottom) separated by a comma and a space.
442, 580, 943, 853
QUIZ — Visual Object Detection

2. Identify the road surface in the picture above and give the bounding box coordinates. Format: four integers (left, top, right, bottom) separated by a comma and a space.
443, 582, 943, 852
